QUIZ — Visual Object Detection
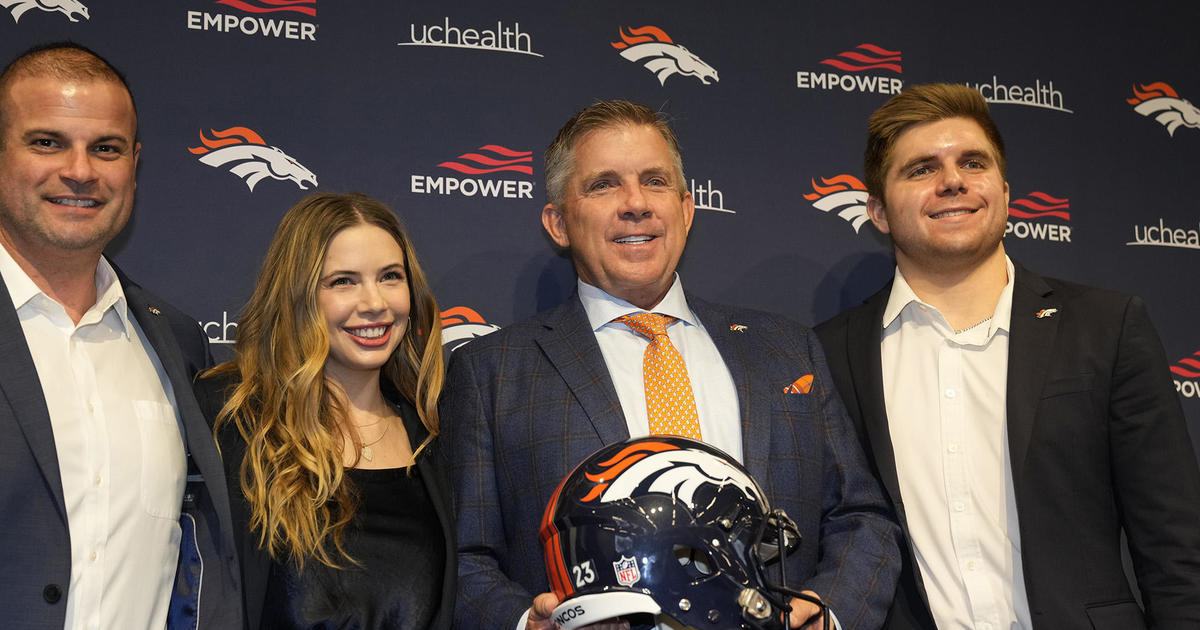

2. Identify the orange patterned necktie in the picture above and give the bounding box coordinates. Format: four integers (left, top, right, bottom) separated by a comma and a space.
616, 313, 702, 440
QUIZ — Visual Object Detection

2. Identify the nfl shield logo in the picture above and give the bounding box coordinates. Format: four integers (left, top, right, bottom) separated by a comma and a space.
613, 555, 641, 586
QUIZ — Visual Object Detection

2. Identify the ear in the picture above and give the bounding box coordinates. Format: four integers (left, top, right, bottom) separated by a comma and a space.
541, 203, 570, 248
1003, 180, 1010, 208
681, 189, 695, 235
866, 195, 890, 234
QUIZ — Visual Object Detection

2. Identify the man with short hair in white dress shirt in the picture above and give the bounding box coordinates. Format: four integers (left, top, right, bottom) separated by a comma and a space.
816, 83, 1200, 630
0, 43, 240, 629
443, 99, 900, 630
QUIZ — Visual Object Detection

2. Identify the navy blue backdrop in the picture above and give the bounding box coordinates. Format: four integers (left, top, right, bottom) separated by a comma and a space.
3, 0, 1197, 459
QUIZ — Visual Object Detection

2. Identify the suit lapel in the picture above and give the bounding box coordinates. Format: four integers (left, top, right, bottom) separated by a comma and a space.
534, 296, 629, 445
847, 287, 905, 508
0, 277, 67, 521
689, 296, 770, 474
1006, 264, 1058, 477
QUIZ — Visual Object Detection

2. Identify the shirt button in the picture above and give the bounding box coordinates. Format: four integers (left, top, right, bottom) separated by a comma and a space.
89, 551, 97, 561
966, 560, 977, 571
92, 475, 101, 486
947, 444, 959, 454
953, 502, 965, 512
945, 388, 957, 398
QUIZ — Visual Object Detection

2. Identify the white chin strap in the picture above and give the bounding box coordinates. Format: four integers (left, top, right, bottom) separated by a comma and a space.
551, 592, 663, 629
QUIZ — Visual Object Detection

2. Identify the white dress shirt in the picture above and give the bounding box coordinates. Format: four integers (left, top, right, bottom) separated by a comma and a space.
0, 246, 186, 630
880, 257, 1032, 630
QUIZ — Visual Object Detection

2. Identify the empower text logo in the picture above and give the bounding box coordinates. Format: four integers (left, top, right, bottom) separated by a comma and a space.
797, 43, 902, 95
804, 175, 869, 232
189, 126, 318, 191
611, 25, 718, 86
1128, 82, 1200, 137
186, 0, 316, 41
1172, 351, 1200, 399
2, 0, 86, 22
411, 144, 534, 199
1006, 191, 1071, 243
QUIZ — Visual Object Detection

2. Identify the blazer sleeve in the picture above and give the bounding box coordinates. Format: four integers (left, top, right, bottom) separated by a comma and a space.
797, 327, 902, 628
1108, 297, 1200, 628
440, 347, 536, 630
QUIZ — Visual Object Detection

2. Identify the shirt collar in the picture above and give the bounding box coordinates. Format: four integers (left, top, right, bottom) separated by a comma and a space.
881, 255, 1016, 336
577, 274, 697, 331
0, 243, 130, 335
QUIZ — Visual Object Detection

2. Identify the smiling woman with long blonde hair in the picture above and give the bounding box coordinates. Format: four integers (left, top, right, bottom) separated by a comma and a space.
196, 192, 454, 630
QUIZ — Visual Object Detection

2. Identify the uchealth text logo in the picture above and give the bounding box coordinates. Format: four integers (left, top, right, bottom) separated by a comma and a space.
201, 311, 238, 345
2, 0, 87, 22
186, 0, 316, 41
1006, 191, 1071, 243
189, 126, 318, 192
797, 43, 902, 95
610, 25, 718, 86
805, 175, 869, 233
1172, 351, 1200, 399
690, 178, 735, 214
1128, 82, 1200, 137
964, 76, 1071, 113
411, 144, 534, 199
1127, 218, 1200, 251
400, 16, 541, 57
441, 307, 501, 352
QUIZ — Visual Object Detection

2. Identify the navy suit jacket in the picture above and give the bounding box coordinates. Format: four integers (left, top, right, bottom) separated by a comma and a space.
442, 292, 901, 630
816, 263, 1200, 630
0, 268, 241, 629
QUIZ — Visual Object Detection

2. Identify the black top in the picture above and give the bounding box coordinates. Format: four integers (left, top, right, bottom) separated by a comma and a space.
261, 464, 445, 630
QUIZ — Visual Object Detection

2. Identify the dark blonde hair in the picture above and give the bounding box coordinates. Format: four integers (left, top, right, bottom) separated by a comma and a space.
206, 192, 443, 568
544, 99, 686, 207
864, 83, 1006, 205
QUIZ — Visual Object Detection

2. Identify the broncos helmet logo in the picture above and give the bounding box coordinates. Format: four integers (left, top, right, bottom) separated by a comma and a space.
579, 441, 760, 509
1, 0, 88, 22
440, 306, 501, 353
804, 174, 870, 233
188, 127, 318, 192
1128, 82, 1200, 137
611, 26, 718, 86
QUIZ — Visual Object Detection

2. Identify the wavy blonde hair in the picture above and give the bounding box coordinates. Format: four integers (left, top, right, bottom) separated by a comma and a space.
205, 192, 443, 569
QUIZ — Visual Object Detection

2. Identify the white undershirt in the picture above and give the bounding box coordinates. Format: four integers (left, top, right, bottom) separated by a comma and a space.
880, 257, 1031, 630
0, 245, 185, 630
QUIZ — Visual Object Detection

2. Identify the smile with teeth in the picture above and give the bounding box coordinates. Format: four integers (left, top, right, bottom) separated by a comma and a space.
343, 324, 392, 346
49, 197, 99, 208
930, 208, 977, 219
614, 235, 655, 244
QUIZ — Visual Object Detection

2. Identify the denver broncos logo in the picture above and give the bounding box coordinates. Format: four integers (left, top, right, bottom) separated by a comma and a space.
440, 306, 500, 352
610, 25, 718, 86
1128, 82, 1200, 137
577, 441, 759, 508
804, 174, 870, 233
188, 126, 317, 192
1, 0, 88, 22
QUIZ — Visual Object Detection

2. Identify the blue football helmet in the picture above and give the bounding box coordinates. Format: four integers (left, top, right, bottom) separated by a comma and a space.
539, 437, 808, 630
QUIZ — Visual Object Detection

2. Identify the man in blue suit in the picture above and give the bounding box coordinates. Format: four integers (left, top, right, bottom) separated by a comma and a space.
0, 44, 239, 629
442, 100, 900, 630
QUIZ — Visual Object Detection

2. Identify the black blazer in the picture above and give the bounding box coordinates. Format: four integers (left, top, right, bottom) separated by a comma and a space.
0, 268, 241, 630
816, 262, 1200, 630
194, 373, 456, 630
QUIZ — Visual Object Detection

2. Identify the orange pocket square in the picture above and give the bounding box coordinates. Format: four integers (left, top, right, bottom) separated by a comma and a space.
783, 374, 813, 394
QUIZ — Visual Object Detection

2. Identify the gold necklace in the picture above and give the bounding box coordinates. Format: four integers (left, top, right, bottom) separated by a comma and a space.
954, 316, 992, 335
359, 419, 391, 462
